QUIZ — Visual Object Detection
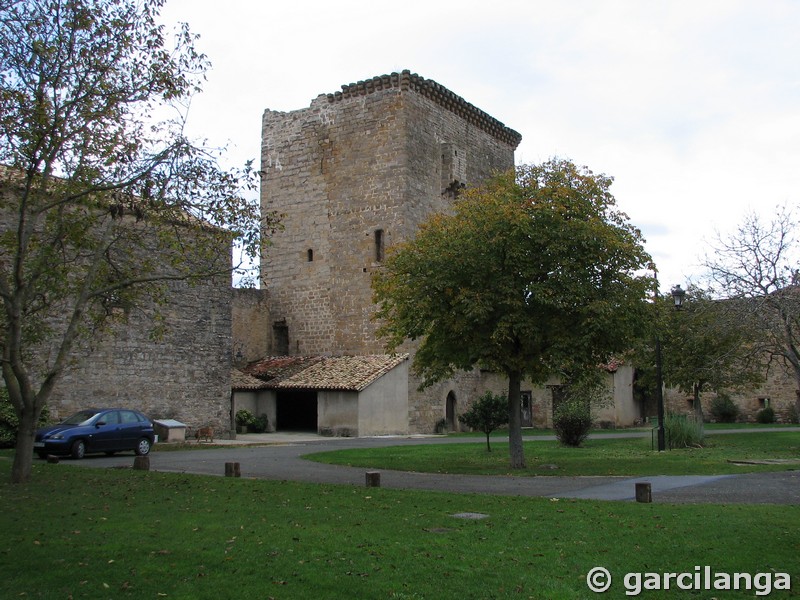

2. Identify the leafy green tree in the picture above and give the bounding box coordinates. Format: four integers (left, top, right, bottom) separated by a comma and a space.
458, 391, 508, 452
0, 0, 278, 483
661, 286, 763, 422
373, 159, 654, 468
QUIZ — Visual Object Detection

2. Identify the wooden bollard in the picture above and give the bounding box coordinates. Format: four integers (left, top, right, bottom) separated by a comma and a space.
635, 482, 652, 503
365, 471, 381, 487
133, 456, 150, 471
225, 462, 241, 477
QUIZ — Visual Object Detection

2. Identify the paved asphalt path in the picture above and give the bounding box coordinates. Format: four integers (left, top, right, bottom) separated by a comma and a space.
66, 430, 800, 504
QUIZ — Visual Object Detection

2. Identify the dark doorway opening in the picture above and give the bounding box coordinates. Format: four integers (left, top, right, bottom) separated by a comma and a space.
446, 391, 457, 432
276, 390, 317, 431
521, 391, 533, 427
273, 319, 289, 356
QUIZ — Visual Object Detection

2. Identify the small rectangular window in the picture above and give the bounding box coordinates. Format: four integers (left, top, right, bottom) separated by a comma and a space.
375, 229, 384, 262
307, 249, 314, 262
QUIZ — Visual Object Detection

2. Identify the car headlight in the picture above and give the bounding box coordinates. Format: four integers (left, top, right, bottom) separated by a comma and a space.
49, 434, 64, 440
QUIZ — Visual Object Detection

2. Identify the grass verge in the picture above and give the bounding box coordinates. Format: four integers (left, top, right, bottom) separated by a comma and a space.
448, 423, 800, 438
0, 459, 798, 599
306, 432, 800, 476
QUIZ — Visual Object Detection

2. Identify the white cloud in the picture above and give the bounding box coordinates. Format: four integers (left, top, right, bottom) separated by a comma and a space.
160, 0, 800, 288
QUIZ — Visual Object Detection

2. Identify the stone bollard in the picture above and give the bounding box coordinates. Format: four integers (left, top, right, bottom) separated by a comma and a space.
365, 471, 381, 488
225, 462, 241, 478
133, 456, 150, 471
635, 482, 652, 503
46, 455, 59, 464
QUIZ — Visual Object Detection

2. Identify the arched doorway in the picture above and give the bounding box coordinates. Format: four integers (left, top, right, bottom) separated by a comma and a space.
446, 391, 457, 432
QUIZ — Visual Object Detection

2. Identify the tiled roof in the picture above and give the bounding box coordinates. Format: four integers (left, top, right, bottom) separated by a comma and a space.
236, 354, 409, 392
244, 356, 324, 381
231, 369, 271, 391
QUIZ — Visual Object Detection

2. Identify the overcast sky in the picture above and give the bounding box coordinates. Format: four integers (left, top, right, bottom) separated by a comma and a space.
160, 0, 800, 290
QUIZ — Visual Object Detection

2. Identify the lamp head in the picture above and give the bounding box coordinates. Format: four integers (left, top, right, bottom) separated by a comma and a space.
671, 285, 686, 308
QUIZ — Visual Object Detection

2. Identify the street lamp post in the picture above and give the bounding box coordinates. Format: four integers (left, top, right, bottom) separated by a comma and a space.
655, 333, 666, 451
656, 284, 686, 451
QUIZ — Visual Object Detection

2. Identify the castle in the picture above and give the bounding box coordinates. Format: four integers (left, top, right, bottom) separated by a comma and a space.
39, 70, 795, 437
232, 70, 638, 436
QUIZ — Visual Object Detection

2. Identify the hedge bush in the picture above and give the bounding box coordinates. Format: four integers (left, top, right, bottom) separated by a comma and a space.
709, 394, 739, 423
756, 406, 776, 424
553, 399, 592, 447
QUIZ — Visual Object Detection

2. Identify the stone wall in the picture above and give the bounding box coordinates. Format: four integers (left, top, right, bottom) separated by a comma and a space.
232, 288, 272, 364
0, 178, 238, 438
49, 271, 233, 434
665, 363, 800, 423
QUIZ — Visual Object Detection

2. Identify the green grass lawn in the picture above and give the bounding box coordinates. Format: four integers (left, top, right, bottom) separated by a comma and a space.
307, 431, 800, 477
448, 422, 799, 438
0, 458, 798, 599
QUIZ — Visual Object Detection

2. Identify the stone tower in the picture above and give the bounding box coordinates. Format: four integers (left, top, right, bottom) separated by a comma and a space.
260, 71, 521, 431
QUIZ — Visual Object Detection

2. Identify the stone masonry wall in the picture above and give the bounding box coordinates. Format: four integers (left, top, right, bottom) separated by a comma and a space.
0, 181, 235, 437
232, 288, 272, 364
665, 363, 800, 423
49, 271, 233, 434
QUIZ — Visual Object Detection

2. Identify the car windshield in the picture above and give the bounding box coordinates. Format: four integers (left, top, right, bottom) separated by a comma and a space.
61, 410, 101, 426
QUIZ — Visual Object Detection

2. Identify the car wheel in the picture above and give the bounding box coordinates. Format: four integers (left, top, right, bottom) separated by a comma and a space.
70, 439, 86, 460
135, 437, 151, 456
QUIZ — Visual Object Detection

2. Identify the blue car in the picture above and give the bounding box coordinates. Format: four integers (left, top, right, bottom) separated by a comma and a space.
34, 408, 156, 459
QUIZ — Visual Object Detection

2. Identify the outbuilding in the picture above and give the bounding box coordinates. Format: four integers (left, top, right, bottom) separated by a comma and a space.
232, 354, 410, 437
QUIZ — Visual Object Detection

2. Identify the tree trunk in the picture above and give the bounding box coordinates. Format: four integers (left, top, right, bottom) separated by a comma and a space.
507, 370, 525, 469
796, 390, 800, 423
693, 382, 704, 425
12, 408, 38, 484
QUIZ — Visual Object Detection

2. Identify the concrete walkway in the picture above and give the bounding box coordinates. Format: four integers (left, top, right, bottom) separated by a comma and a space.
73, 429, 800, 504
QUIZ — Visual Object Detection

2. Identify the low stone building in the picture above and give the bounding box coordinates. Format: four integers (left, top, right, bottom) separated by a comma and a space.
232, 354, 409, 437
665, 365, 799, 423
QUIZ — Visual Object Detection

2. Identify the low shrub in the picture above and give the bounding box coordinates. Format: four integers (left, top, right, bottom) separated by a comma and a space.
665, 412, 705, 449
235, 409, 256, 428
709, 394, 739, 423
251, 413, 270, 433
434, 418, 449, 434
0, 389, 49, 448
788, 403, 800, 425
756, 406, 776, 424
553, 399, 592, 447
0, 392, 15, 448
